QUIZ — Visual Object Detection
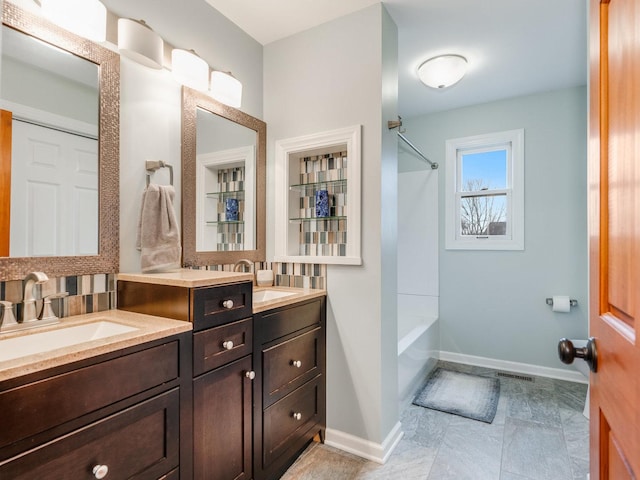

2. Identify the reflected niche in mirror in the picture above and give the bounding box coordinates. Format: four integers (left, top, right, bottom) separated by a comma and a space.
182, 87, 265, 266
195, 107, 256, 252
1, 24, 99, 257
0, 2, 119, 280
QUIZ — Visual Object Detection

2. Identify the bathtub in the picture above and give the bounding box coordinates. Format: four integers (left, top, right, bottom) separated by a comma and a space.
397, 295, 440, 403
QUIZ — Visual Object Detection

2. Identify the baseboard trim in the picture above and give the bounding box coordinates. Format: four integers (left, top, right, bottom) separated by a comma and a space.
439, 351, 588, 384
324, 421, 403, 464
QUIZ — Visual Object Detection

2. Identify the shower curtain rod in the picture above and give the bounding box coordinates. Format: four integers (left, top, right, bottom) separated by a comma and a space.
397, 131, 438, 170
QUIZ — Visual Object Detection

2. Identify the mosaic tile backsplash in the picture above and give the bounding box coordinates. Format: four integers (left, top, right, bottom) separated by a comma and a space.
197, 262, 327, 290
0, 273, 116, 320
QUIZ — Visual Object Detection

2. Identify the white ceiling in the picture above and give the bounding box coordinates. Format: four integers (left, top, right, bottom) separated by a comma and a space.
204, 0, 588, 118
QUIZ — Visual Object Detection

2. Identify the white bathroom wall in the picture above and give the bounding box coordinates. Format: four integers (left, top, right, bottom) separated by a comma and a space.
265, 4, 401, 460
404, 86, 588, 372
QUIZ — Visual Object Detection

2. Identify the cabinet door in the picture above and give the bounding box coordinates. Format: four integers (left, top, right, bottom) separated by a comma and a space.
0, 390, 179, 479
193, 355, 253, 480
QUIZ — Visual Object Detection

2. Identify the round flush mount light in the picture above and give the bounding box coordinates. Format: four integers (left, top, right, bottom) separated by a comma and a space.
417, 54, 468, 89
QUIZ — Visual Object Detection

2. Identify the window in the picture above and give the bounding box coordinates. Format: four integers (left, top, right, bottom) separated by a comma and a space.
445, 129, 524, 250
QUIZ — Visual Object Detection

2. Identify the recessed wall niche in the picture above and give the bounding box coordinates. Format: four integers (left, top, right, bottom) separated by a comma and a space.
274, 125, 361, 265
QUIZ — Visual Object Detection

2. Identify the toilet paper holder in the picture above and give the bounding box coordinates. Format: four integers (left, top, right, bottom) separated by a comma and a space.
546, 297, 578, 307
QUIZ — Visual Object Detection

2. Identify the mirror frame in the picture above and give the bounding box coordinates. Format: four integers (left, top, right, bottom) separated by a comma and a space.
181, 86, 266, 266
0, 2, 119, 280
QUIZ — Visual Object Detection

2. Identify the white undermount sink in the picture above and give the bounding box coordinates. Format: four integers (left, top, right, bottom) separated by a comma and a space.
253, 289, 297, 304
0, 321, 138, 363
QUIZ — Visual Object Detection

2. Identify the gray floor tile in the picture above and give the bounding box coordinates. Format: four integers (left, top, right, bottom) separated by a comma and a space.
427, 419, 504, 480
502, 417, 573, 480
280, 362, 589, 480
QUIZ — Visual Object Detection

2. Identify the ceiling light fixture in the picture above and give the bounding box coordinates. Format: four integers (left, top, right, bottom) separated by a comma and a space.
118, 19, 164, 70
40, 0, 107, 42
171, 49, 209, 92
210, 71, 243, 108
417, 54, 468, 89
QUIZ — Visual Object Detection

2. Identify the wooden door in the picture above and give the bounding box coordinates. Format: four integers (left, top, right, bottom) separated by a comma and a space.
0, 110, 12, 257
589, 0, 640, 478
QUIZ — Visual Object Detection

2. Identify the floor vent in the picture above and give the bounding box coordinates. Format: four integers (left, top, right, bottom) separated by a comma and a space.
496, 372, 534, 382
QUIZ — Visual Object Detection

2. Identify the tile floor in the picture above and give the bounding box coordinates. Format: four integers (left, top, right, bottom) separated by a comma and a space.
280, 361, 589, 480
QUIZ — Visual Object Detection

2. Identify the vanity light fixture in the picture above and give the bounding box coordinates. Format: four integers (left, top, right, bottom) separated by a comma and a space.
117, 18, 164, 70
40, 0, 107, 42
417, 54, 468, 89
210, 70, 243, 108
172, 48, 210, 92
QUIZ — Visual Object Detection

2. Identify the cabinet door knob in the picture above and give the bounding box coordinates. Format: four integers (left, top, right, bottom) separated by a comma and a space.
92, 465, 109, 479
291, 360, 302, 368
292, 412, 302, 421
222, 340, 234, 350
245, 370, 256, 380
222, 299, 234, 309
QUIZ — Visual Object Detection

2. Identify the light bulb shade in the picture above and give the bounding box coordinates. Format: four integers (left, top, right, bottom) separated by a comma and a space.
41, 0, 107, 42
171, 49, 209, 91
210, 71, 242, 108
417, 54, 468, 89
118, 19, 163, 69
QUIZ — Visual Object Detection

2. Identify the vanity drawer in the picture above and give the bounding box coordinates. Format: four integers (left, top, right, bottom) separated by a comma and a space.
0, 389, 180, 479
194, 317, 253, 376
0, 341, 179, 452
256, 298, 323, 343
263, 327, 322, 407
263, 376, 323, 468
193, 282, 252, 331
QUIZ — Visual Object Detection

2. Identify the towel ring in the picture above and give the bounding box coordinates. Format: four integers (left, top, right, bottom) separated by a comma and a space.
145, 160, 174, 186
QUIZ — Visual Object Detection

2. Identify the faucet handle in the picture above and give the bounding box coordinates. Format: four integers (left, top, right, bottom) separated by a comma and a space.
40, 292, 69, 322
0, 301, 19, 329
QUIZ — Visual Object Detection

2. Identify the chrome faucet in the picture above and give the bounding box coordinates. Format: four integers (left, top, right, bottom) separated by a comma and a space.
233, 259, 254, 273
22, 272, 49, 323
233, 259, 255, 285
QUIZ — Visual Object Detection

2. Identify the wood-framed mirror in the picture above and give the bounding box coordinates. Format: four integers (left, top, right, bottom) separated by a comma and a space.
0, 2, 119, 280
181, 86, 265, 266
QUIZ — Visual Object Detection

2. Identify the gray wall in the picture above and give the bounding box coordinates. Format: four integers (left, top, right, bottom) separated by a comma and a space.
404, 86, 588, 370
265, 4, 399, 448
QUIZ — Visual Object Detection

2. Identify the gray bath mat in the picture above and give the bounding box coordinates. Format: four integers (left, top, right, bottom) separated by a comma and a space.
413, 368, 500, 423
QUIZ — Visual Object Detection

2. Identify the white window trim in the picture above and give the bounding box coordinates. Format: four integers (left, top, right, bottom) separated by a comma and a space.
445, 129, 524, 250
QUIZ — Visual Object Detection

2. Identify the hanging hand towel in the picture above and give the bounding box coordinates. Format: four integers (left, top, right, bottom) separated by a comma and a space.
136, 183, 181, 272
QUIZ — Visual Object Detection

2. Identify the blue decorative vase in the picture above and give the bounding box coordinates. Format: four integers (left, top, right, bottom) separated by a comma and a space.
315, 190, 329, 218
225, 198, 239, 221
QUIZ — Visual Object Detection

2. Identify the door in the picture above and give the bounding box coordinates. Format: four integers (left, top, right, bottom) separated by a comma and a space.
589, 0, 640, 478
10, 120, 98, 256
0, 110, 12, 257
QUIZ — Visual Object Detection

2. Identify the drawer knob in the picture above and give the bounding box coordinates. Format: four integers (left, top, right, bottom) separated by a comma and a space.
292, 412, 302, 421
222, 299, 234, 309
245, 370, 256, 380
92, 465, 109, 479
223, 340, 234, 350
291, 360, 302, 368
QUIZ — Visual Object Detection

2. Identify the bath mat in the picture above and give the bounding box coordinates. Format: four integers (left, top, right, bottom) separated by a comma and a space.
413, 368, 500, 423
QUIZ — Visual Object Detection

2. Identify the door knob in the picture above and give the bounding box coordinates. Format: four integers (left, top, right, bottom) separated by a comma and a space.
558, 337, 597, 373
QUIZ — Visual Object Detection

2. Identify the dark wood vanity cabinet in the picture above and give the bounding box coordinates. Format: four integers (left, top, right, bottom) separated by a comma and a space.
118, 279, 326, 480
0, 332, 190, 479
253, 297, 326, 480
119, 279, 254, 480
